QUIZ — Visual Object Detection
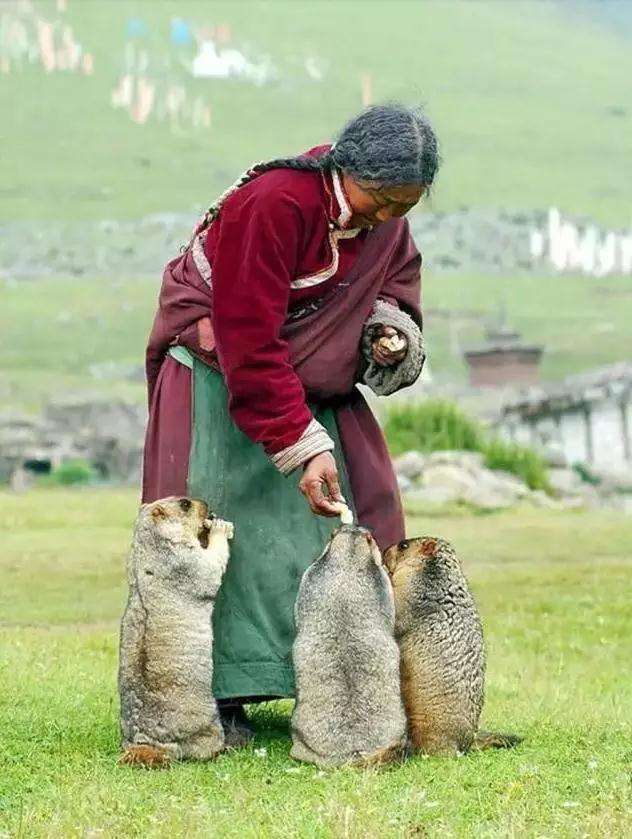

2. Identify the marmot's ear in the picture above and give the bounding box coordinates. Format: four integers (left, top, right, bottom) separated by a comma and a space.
151, 505, 167, 521
419, 538, 438, 558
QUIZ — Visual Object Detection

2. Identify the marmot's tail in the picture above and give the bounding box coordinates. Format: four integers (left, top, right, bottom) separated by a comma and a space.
471, 730, 523, 751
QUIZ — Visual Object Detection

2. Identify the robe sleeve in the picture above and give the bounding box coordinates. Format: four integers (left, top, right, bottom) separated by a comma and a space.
210, 187, 334, 473
360, 220, 426, 396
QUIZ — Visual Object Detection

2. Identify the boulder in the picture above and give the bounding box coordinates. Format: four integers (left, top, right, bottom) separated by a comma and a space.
589, 466, 632, 494
405, 486, 461, 506
396, 447, 542, 511
424, 450, 485, 473
529, 490, 562, 509
396, 474, 413, 494
462, 484, 515, 510
485, 469, 531, 499
393, 451, 426, 480
9, 466, 34, 492
421, 463, 478, 496
547, 467, 584, 497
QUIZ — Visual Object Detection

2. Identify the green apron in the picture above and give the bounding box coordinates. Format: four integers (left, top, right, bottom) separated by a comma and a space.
180, 351, 353, 700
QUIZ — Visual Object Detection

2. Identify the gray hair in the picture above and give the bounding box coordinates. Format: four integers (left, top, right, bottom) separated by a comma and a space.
203, 102, 439, 223
332, 103, 440, 187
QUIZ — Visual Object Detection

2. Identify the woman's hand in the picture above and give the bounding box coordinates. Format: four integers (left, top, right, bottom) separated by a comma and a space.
299, 452, 345, 517
371, 325, 408, 367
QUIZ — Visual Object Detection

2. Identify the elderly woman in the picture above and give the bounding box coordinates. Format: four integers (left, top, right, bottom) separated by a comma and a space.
143, 103, 439, 744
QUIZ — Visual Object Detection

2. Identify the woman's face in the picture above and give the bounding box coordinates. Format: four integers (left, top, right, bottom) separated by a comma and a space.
341, 174, 426, 229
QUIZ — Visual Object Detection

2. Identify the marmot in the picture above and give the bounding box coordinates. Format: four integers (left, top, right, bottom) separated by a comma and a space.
384, 537, 521, 755
118, 496, 233, 766
291, 525, 407, 767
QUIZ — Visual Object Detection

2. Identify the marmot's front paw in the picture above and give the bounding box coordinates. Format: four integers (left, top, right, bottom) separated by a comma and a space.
205, 518, 234, 540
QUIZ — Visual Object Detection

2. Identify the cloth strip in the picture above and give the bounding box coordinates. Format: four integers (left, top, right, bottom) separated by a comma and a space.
271, 418, 335, 475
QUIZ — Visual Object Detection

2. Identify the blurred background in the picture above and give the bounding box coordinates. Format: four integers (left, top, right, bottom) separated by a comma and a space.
2, 4, 631, 834
1, 0, 631, 508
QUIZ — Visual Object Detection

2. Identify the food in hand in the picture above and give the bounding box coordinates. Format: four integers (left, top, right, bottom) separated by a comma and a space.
378, 334, 407, 354
330, 501, 354, 524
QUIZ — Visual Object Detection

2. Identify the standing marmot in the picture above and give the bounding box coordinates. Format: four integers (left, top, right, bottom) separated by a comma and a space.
291, 525, 407, 767
384, 537, 520, 755
118, 496, 233, 766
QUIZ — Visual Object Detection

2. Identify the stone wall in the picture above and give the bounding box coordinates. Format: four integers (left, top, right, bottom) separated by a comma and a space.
0, 399, 146, 485
499, 363, 632, 470
3, 207, 630, 282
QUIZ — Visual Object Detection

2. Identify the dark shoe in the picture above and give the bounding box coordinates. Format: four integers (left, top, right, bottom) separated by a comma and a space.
219, 702, 255, 748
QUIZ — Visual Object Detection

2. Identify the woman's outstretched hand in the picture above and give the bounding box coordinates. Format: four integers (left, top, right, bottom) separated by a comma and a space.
299, 452, 345, 517
371, 325, 408, 367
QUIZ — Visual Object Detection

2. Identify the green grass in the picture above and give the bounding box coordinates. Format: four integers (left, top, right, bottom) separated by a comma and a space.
3, 271, 632, 412
482, 437, 550, 493
0, 276, 157, 411
1, 488, 630, 837
384, 400, 550, 491
1, 1, 632, 224
385, 400, 485, 457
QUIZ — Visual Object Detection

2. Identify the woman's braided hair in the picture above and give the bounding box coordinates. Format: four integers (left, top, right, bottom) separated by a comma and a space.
203, 102, 439, 224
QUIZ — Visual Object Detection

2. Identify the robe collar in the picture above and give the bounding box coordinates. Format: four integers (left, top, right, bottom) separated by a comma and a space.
331, 167, 354, 229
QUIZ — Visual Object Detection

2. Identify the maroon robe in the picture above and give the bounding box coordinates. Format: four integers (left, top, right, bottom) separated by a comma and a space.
144, 165, 422, 550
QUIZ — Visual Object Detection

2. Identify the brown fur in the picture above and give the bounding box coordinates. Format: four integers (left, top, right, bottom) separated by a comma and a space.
385, 537, 520, 756
119, 744, 171, 769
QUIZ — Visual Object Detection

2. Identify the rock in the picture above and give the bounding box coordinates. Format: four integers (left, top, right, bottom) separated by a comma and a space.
9, 466, 33, 492
578, 484, 601, 508
405, 486, 461, 506
589, 466, 632, 494
461, 484, 514, 510
396, 474, 413, 494
558, 495, 587, 510
421, 463, 478, 496
529, 489, 562, 509
396, 447, 544, 511
393, 451, 426, 480
0, 398, 146, 485
548, 467, 584, 496
424, 450, 485, 472
485, 469, 531, 499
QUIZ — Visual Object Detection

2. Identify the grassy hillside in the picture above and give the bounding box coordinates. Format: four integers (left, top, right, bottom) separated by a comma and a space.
1, 0, 632, 225
2, 270, 631, 411
1, 488, 630, 836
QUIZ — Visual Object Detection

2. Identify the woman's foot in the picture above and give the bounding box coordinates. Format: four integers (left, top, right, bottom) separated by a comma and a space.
219, 702, 255, 748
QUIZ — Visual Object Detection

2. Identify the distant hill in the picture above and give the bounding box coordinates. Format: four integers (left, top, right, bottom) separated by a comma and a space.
1, 0, 631, 226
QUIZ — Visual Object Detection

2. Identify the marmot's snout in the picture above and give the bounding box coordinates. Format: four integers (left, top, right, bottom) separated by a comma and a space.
329, 524, 382, 567
384, 537, 444, 578
331, 523, 372, 540
144, 496, 216, 548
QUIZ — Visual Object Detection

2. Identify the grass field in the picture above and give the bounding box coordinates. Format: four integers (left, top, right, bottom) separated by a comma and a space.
3, 270, 632, 412
1, 488, 630, 837
1, 0, 632, 225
